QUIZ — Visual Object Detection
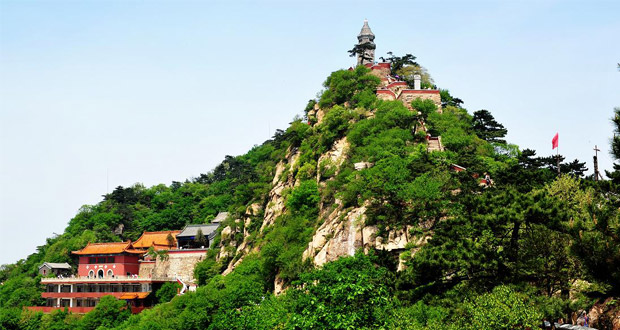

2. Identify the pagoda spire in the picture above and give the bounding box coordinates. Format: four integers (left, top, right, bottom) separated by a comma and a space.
356, 19, 376, 65
358, 19, 374, 38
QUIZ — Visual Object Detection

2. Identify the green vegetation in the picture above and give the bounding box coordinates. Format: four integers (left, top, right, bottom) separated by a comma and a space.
155, 282, 182, 304
2, 62, 619, 330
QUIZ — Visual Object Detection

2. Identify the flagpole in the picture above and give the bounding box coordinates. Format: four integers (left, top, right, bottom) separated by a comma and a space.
557, 136, 560, 176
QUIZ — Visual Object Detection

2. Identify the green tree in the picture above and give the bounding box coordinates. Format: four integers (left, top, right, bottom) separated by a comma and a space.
155, 282, 182, 303
40, 308, 80, 330
0, 307, 20, 330
318, 66, 380, 108
439, 89, 463, 108
411, 98, 438, 120
472, 109, 508, 144
456, 286, 543, 330
193, 258, 222, 286
79, 296, 131, 330
606, 107, 620, 183
195, 229, 207, 247
348, 43, 376, 65
288, 252, 392, 329
166, 233, 175, 247
379, 52, 418, 73
397, 65, 435, 89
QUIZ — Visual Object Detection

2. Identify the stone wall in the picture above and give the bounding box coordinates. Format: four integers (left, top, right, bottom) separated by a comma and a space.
398, 90, 441, 108
138, 261, 155, 278
140, 250, 207, 284
376, 90, 396, 101
386, 82, 408, 95
366, 63, 391, 80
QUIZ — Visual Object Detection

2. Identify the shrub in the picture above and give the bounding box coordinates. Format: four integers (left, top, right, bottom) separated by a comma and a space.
455, 286, 543, 330
410, 98, 437, 119
155, 282, 182, 303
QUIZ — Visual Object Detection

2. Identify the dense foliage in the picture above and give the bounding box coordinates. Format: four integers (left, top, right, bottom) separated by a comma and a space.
2, 63, 619, 330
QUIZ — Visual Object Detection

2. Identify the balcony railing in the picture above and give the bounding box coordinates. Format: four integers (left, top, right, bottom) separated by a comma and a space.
41, 275, 175, 283
27, 306, 147, 314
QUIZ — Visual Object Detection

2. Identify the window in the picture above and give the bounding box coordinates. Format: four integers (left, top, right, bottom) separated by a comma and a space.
89, 257, 96, 264
106, 256, 115, 263
97, 257, 106, 263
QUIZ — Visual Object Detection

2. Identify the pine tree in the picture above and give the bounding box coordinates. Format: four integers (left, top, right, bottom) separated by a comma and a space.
348, 43, 375, 65
472, 109, 508, 144
606, 107, 620, 183
166, 233, 175, 247
194, 229, 207, 247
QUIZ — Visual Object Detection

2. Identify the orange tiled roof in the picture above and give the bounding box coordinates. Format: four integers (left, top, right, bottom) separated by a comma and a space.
132, 230, 181, 250
119, 292, 150, 300
72, 241, 144, 255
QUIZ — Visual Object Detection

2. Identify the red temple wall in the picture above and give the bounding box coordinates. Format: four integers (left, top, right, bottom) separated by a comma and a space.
77, 255, 140, 277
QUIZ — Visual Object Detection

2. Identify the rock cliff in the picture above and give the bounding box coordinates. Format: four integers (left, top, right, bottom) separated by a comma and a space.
215, 128, 431, 291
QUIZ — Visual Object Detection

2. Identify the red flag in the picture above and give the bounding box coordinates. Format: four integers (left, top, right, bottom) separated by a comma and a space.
552, 133, 559, 149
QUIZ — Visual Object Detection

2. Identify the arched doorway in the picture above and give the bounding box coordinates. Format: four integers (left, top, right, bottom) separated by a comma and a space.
97, 269, 104, 278
88, 270, 94, 278
107, 269, 114, 278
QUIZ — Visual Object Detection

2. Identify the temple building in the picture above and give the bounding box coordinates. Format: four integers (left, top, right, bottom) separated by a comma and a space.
176, 224, 220, 249
175, 211, 227, 249
73, 241, 144, 279
38, 262, 72, 277
28, 223, 219, 314
133, 230, 181, 251
28, 241, 166, 313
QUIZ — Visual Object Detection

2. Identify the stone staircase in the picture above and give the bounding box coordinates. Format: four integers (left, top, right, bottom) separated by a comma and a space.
427, 136, 444, 152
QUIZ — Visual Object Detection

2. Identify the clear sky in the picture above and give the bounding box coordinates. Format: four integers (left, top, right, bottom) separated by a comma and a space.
1, 0, 619, 265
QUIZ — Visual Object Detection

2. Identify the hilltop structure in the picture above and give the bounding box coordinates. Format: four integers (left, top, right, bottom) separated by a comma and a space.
354, 20, 441, 109
356, 19, 376, 65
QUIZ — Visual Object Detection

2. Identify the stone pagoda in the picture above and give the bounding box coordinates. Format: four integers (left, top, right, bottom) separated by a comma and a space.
357, 19, 376, 65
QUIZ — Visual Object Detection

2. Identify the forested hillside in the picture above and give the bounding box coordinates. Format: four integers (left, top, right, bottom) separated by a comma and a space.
1, 63, 619, 330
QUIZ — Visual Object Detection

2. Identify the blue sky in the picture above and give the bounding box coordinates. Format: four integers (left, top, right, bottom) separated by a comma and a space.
1, 0, 619, 265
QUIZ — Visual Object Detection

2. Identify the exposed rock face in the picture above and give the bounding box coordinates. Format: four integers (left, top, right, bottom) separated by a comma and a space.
220, 226, 232, 240
304, 205, 366, 266
298, 135, 428, 268
114, 223, 125, 235
588, 297, 620, 330
217, 135, 429, 289
261, 150, 300, 232
273, 274, 286, 296
316, 108, 326, 126
303, 204, 426, 268
221, 149, 300, 275
317, 137, 350, 181
354, 162, 373, 170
